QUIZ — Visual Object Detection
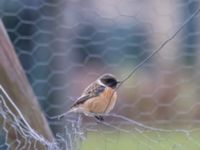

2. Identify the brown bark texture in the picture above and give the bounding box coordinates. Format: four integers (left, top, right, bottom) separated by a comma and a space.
0, 20, 54, 149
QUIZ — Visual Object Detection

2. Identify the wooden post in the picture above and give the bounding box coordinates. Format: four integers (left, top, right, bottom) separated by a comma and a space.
0, 20, 54, 149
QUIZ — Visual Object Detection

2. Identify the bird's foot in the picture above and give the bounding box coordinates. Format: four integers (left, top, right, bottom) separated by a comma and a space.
95, 115, 104, 122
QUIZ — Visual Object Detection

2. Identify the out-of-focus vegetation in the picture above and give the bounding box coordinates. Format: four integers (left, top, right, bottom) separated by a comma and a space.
82, 131, 200, 150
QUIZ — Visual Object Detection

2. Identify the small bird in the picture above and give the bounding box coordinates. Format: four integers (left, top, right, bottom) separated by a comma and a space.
68, 73, 120, 121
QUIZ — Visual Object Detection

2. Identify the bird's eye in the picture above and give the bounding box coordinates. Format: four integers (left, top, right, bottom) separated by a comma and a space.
107, 79, 113, 83
108, 78, 117, 84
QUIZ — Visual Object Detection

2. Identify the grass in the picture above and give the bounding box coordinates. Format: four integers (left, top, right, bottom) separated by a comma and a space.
81, 130, 200, 150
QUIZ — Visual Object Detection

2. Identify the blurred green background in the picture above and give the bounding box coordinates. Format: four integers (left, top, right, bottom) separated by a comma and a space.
1, 0, 200, 149
82, 131, 200, 150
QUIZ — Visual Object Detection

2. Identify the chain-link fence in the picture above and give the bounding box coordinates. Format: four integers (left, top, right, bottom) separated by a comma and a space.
1, 0, 200, 149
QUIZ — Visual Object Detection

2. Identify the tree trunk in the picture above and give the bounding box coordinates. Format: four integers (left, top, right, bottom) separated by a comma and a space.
0, 20, 54, 149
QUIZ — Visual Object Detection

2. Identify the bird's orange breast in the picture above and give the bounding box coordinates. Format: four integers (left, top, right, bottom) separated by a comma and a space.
83, 87, 117, 114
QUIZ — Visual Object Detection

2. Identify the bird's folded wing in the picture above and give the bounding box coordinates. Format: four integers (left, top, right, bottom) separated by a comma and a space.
71, 95, 92, 107
71, 83, 105, 107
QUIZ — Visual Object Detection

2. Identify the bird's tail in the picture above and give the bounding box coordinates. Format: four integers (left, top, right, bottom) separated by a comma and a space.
67, 107, 78, 113
48, 107, 79, 120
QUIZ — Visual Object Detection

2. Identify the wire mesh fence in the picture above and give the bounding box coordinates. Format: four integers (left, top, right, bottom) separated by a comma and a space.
1, 0, 200, 149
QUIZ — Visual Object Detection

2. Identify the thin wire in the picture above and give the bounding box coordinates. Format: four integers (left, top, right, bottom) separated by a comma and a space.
0, 85, 58, 149
103, 7, 200, 114
119, 7, 200, 86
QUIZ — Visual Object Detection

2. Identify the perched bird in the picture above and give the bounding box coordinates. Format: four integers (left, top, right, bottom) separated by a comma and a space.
68, 73, 120, 121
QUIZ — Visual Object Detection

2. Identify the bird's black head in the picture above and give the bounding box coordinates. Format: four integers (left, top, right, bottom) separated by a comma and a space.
99, 74, 120, 89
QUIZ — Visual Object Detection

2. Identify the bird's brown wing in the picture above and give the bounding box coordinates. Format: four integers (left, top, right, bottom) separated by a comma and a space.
83, 82, 105, 96
71, 82, 105, 107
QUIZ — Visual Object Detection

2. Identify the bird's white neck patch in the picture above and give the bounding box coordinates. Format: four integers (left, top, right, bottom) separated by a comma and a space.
97, 79, 106, 87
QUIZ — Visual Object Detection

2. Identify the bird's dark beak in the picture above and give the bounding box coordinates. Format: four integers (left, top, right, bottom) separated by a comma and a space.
117, 81, 121, 84
116, 81, 121, 88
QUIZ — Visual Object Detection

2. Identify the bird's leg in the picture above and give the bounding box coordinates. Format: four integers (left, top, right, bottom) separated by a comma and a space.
95, 115, 104, 121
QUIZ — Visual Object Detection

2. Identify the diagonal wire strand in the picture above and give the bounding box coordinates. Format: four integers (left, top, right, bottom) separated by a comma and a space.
119, 7, 200, 85
102, 7, 200, 114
